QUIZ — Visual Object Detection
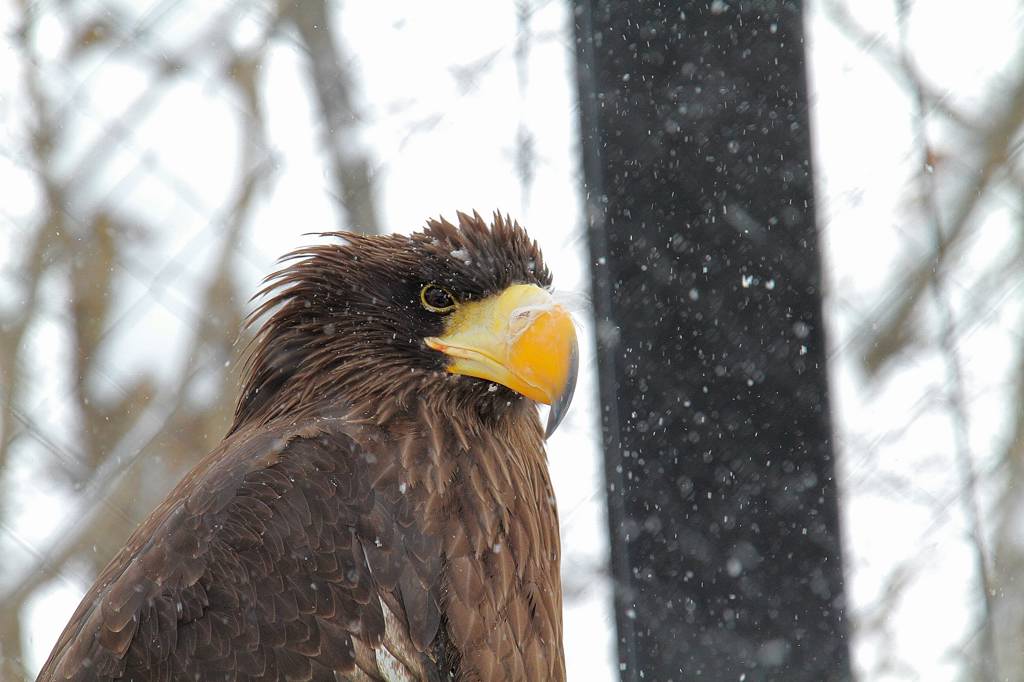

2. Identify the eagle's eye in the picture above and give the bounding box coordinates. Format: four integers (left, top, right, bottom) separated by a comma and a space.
420, 284, 457, 313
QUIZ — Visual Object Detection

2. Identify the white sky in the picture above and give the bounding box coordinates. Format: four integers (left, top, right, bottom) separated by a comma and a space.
2, 0, 1022, 680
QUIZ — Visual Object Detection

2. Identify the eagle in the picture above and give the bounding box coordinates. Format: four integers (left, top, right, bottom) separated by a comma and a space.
38, 212, 577, 682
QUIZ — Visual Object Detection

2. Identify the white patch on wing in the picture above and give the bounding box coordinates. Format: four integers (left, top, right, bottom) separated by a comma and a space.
373, 598, 418, 682
374, 647, 411, 682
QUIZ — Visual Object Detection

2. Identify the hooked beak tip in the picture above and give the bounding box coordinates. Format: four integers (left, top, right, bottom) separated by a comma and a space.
544, 336, 579, 439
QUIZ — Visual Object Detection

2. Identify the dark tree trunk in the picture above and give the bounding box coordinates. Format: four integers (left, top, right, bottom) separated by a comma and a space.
573, 2, 852, 681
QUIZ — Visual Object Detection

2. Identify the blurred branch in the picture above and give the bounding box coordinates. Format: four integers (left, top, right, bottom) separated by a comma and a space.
0, 227, 55, 476
895, 3, 995, 678
822, 0, 972, 129
0, 349, 227, 613
362, 0, 559, 186
851, 557, 920, 679
514, 0, 535, 212
991, 307, 1024, 678
860, 54, 1024, 376
279, 0, 379, 234
0, 108, 273, 601
0, 0, 73, 674
822, 0, 1024, 377
0, 4, 281, 676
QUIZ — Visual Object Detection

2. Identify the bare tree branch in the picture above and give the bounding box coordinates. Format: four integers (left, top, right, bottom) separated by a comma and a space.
860, 53, 1024, 376
280, 0, 379, 234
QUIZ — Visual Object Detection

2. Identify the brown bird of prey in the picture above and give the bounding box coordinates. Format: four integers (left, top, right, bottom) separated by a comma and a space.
38, 212, 577, 682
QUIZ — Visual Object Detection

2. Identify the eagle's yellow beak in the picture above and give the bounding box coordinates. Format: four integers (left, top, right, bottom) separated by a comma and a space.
425, 284, 578, 437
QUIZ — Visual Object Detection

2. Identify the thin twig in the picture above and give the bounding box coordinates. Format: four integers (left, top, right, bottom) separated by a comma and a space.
514, 0, 535, 212
894, 2, 997, 678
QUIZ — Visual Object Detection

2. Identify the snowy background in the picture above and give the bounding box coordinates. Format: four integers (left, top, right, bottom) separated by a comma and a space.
2, 0, 1024, 680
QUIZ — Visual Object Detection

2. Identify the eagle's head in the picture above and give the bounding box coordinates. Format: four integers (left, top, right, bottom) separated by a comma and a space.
233, 211, 578, 437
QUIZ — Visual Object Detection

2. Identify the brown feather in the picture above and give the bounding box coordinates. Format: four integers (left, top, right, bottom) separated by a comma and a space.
37, 212, 564, 682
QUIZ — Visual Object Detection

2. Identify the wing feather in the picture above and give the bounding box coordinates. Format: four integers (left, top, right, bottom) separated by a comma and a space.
39, 402, 565, 681
36, 418, 443, 681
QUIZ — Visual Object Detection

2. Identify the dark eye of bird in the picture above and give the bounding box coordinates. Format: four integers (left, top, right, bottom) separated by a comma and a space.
420, 284, 457, 313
